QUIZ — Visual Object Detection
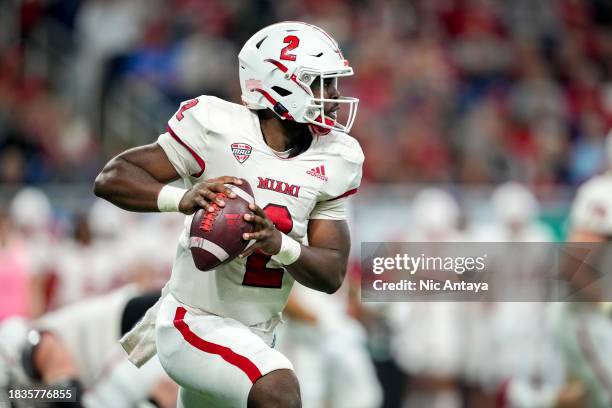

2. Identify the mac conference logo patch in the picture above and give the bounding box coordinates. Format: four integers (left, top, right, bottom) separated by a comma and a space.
231, 143, 252, 164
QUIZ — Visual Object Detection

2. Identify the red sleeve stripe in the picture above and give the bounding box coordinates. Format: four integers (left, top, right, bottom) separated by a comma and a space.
173, 307, 263, 384
326, 188, 358, 201
166, 124, 205, 177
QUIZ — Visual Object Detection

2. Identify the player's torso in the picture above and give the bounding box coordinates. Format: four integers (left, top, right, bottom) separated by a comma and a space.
200, 125, 329, 237
171, 107, 334, 325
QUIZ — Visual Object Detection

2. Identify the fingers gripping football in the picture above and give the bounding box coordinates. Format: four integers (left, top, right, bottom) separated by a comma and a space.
178, 177, 243, 215
240, 203, 282, 258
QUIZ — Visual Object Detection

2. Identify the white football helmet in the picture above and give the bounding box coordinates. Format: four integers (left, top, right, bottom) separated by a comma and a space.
491, 182, 539, 225
239, 21, 358, 135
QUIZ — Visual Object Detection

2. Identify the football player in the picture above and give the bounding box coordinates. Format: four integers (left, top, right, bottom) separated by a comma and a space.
0, 285, 175, 408
569, 132, 612, 244
94, 21, 363, 408
470, 182, 554, 242
558, 130, 612, 407
279, 284, 382, 408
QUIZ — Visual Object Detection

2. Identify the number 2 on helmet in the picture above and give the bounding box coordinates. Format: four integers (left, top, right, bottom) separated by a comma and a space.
280, 35, 300, 61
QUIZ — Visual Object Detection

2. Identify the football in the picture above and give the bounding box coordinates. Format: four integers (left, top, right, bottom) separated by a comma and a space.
189, 179, 255, 271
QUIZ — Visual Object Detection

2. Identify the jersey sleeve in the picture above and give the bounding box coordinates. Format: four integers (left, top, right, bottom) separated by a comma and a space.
309, 197, 350, 220
157, 97, 209, 179
310, 135, 364, 220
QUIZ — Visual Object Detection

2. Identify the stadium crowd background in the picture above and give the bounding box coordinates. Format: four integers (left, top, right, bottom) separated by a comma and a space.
2, 0, 612, 186
2, 1, 612, 407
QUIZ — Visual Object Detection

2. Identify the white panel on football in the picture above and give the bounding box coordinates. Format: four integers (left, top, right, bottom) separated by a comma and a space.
226, 184, 255, 205
189, 237, 230, 262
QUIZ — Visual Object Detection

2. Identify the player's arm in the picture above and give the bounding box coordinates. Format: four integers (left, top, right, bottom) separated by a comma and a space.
94, 143, 240, 214
240, 204, 350, 293
284, 218, 350, 293
94, 143, 178, 211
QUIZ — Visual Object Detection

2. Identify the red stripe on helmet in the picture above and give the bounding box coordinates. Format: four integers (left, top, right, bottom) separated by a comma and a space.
264, 59, 311, 94
265, 58, 288, 73
253, 88, 294, 120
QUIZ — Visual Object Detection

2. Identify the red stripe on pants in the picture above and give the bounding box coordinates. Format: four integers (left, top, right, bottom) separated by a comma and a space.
172, 307, 262, 383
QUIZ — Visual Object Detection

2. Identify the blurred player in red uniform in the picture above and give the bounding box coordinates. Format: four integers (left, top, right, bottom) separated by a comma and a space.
94, 21, 363, 407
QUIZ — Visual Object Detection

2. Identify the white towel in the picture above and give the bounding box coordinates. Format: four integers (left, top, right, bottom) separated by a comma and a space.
120, 284, 169, 367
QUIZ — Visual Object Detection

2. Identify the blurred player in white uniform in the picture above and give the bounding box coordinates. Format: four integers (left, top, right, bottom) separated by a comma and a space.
561, 131, 612, 407
0, 285, 176, 408
469, 182, 554, 242
278, 284, 382, 408
390, 188, 466, 408
52, 200, 178, 308
465, 182, 583, 407
405, 188, 464, 242
95, 21, 363, 407
464, 302, 575, 408
51, 211, 113, 308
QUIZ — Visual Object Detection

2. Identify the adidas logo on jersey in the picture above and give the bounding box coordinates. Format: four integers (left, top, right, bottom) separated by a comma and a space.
306, 165, 328, 181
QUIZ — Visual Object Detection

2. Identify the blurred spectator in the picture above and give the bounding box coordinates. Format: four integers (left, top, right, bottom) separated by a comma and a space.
1, 0, 612, 186
0, 210, 35, 320
72, 0, 147, 120
5, 188, 56, 318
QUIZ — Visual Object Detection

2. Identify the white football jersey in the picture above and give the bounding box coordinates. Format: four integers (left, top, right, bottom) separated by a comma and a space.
157, 96, 363, 325
571, 174, 612, 236
34, 285, 140, 386
0, 285, 140, 389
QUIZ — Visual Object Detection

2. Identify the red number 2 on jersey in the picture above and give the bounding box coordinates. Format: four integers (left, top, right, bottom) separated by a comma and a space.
242, 204, 293, 288
175, 99, 199, 121
280, 35, 300, 61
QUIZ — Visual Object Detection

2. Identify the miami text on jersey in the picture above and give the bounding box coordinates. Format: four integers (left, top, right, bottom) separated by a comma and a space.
257, 177, 301, 198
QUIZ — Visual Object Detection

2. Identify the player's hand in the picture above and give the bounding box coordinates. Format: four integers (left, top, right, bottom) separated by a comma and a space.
239, 203, 282, 258
178, 177, 242, 215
